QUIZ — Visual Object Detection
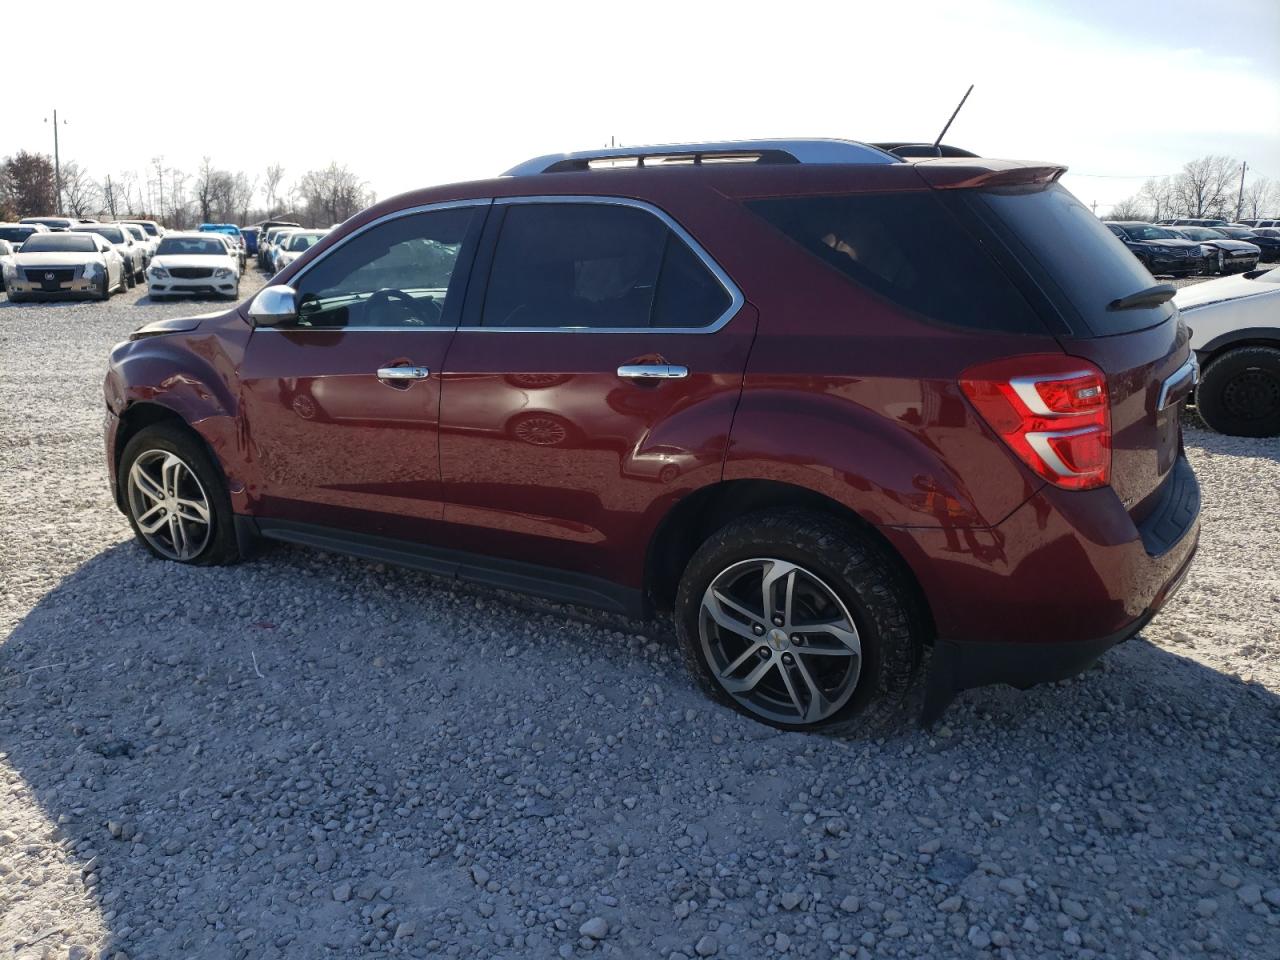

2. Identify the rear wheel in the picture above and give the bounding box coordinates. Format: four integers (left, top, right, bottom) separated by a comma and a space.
120, 424, 240, 565
124, 260, 137, 288
1196, 346, 1280, 437
97, 272, 111, 301
674, 510, 923, 732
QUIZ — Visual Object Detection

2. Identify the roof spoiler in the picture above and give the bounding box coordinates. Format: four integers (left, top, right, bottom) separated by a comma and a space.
913, 159, 1068, 190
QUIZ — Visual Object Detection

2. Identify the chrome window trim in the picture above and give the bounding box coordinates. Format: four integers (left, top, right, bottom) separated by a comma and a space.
456, 195, 745, 335
255, 198, 492, 334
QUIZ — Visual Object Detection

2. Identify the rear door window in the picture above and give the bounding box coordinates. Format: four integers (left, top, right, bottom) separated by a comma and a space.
746, 192, 1046, 335
479, 202, 732, 329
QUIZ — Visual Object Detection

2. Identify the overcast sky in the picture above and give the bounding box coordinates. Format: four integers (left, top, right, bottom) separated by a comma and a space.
6, 0, 1278, 215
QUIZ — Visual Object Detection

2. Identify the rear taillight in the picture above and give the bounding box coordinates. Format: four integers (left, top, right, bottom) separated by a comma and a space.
959, 355, 1111, 491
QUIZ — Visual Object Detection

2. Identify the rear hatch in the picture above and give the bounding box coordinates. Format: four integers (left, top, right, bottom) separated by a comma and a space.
931, 172, 1192, 517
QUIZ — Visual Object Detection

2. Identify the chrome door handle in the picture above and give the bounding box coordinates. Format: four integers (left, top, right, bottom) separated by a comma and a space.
377, 365, 430, 381
617, 364, 689, 380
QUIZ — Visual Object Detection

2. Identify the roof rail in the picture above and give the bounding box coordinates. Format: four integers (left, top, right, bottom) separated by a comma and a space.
502, 139, 901, 176
873, 142, 980, 159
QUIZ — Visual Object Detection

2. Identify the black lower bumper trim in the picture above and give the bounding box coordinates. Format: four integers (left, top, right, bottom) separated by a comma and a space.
920, 611, 1154, 727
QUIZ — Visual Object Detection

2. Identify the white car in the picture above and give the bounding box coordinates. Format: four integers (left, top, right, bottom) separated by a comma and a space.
121, 223, 156, 269
1174, 266, 1280, 437
0, 221, 51, 250
267, 228, 303, 273
70, 224, 147, 286
3, 231, 125, 301
273, 229, 327, 271
0, 239, 16, 291
147, 232, 242, 300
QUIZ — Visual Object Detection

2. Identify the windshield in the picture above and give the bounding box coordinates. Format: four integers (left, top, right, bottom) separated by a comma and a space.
1255, 228, 1280, 238
1178, 227, 1226, 240
156, 237, 228, 256
124, 225, 147, 241
0, 226, 35, 243
75, 226, 125, 243
1123, 225, 1182, 241
287, 233, 322, 251
21, 234, 97, 253
129, 222, 160, 236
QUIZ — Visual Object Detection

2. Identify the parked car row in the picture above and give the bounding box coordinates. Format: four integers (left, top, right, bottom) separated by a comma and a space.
1105, 219, 1277, 277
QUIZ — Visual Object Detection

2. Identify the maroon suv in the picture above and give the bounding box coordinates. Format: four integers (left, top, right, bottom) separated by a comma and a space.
104, 139, 1201, 730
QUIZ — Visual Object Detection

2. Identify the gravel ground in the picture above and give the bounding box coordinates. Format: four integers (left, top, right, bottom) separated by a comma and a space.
1, 270, 1278, 960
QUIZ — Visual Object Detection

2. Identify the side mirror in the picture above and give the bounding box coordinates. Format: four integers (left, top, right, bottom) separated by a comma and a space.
248, 284, 298, 327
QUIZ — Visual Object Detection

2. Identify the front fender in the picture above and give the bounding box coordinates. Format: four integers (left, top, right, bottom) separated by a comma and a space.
106, 328, 248, 508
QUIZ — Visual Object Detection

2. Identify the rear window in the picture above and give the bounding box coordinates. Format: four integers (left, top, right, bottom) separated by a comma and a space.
975, 184, 1171, 336
156, 237, 227, 256
0, 226, 35, 243
746, 191, 1044, 334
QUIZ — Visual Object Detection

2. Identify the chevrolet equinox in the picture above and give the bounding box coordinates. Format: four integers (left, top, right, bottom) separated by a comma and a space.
104, 139, 1201, 729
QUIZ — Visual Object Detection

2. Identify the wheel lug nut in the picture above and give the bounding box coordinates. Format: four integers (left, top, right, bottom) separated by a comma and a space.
782, 653, 794, 664
752, 624, 764, 636
772, 616, 784, 627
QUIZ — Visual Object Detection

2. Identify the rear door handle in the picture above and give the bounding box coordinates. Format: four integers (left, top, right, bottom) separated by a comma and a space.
377, 365, 431, 381
617, 364, 689, 380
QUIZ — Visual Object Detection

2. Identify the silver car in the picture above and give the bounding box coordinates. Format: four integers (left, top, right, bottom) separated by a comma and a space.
70, 224, 147, 286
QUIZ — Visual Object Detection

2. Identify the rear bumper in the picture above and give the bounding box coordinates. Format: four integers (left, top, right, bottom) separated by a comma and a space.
884, 454, 1201, 720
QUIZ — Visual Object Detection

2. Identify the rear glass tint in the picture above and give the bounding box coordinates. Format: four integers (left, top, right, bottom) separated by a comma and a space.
746, 192, 1045, 334
974, 184, 1171, 336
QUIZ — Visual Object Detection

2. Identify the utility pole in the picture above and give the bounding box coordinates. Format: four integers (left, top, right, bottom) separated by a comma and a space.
1236, 160, 1248, 222
44, 109, 65, 214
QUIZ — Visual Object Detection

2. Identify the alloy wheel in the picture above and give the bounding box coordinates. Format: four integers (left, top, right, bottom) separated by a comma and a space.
698, 558, 862, 725
126, 449, 212, 560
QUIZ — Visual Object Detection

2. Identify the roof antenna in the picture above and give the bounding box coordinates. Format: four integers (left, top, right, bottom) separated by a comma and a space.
933, 84, 974, 150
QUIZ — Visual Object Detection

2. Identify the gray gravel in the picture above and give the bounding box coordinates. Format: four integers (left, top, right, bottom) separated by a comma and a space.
1, 273, 1279, 960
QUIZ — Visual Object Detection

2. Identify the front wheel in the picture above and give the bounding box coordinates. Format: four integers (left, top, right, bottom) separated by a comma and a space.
97, 273, 111, 301
674, 510, 923, 732
119, 424, 241, 565
1196, 346, 1280, 437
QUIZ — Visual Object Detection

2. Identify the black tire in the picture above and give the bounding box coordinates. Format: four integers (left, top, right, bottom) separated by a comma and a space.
97, 272, 111, 301
8, 292, 26, 303
1195, 346, 1280, 438
119, 423, 241, 565
124, 260, 137, 288
673, 509, 924, 733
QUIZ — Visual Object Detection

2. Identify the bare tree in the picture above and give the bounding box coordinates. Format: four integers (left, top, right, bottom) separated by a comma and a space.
1172, 156, 1239, 219
263, 164, 285, 216
58, 161, 101, 217
296, 163, 374, 227
1240, 176, 1277, 220
1107, 196, 1148, 221
1138, 177, 1174, 222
